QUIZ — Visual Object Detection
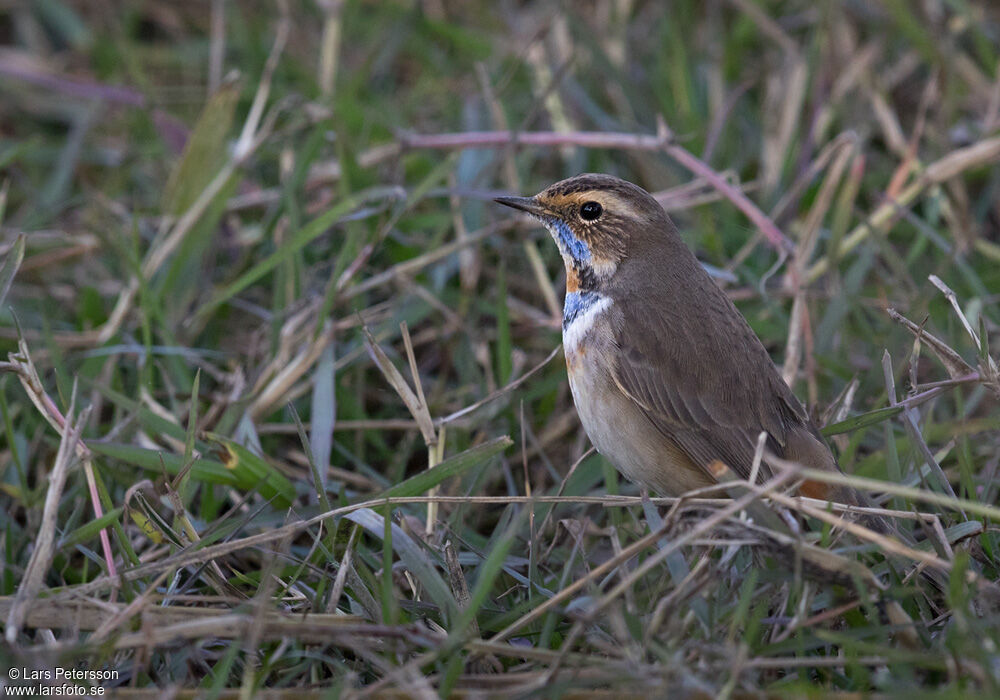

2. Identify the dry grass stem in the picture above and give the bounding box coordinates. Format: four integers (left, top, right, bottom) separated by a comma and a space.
5, 387, 87, 642
4, 4, 999, 693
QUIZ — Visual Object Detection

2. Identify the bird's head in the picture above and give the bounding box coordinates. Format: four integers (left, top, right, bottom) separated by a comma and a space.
495, 173, 666, 292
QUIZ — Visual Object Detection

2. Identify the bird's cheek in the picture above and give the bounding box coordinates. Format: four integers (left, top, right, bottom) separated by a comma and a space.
589, 253, 618, 278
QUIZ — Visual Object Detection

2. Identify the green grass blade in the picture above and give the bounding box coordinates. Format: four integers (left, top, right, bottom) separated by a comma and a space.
373, 436, 512, 500
162, 82, 240, 216
88, 442, 240, 487
194, 186, 402, 321
202, 433, 297, 508
822, 405, 904, 436
58, 507, 124, 550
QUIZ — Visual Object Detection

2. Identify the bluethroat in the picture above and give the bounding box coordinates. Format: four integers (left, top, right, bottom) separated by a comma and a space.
495, 174, 859, 505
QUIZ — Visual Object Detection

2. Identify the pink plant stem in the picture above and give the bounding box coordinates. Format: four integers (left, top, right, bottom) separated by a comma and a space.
397, 128, 796, 254
660, 140, 795, 255
82, 461, 117, 588
0, 57, 188, 152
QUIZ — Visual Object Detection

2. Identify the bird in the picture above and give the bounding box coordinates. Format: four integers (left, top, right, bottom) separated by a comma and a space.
494, 173, 860, 507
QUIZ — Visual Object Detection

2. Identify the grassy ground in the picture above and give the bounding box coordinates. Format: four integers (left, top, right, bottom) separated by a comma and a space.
1, 0, 1000, 697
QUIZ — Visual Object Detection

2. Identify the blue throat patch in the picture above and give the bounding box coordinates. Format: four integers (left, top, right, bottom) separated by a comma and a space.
547, 218, 591, 264
563, 291, 600, 330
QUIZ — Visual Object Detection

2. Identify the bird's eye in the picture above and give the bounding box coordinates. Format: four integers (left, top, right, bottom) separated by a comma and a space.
579, 201, 603, 221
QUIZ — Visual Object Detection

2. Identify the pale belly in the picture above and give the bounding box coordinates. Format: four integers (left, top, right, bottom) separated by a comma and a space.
564, 319, 713, 497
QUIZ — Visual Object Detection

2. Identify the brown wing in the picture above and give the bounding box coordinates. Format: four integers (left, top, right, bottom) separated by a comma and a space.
608, 291, 809, 484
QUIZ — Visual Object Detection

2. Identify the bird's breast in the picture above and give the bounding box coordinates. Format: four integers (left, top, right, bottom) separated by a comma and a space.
562, 290, 618, 457
561, 289, 714, 496
562, 291, 612, 358
563, 291, 613, 430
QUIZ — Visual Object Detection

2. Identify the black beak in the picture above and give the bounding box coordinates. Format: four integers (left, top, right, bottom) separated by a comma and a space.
494, 195, 547, 218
